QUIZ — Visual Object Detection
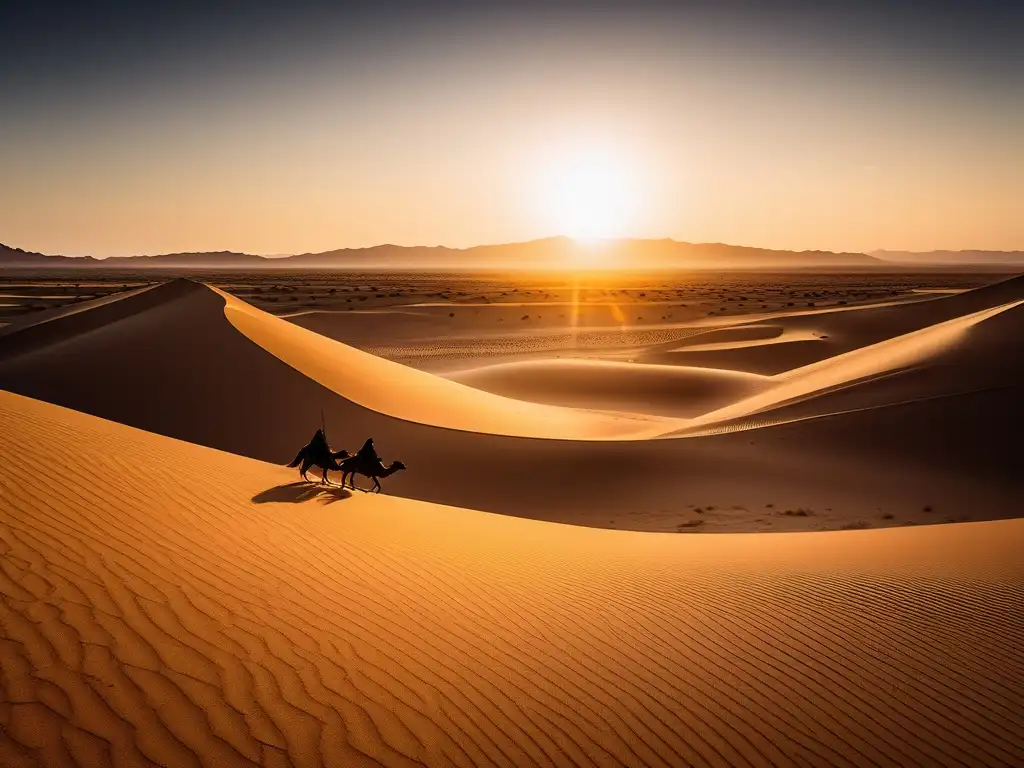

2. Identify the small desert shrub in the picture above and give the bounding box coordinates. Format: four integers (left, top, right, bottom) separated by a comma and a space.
676, 519, 705, 530
839, 521, 871, 530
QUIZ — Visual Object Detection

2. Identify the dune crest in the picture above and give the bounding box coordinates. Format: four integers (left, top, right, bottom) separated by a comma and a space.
216, 286, 684, 440
678, 297, 1024, 432
671, 325, 821, 352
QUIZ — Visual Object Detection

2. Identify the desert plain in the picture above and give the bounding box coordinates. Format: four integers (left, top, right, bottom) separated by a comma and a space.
1, 267, 1022, 766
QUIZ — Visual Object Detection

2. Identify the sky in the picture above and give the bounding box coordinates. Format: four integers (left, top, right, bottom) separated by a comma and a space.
1, 0, 1021, 257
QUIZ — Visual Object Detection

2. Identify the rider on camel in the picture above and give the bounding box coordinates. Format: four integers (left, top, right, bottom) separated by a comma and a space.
355, 437, 383, 472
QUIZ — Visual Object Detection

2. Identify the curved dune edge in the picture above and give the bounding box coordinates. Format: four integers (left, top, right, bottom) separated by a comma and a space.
218, 284, 1024, 441
446, 358, 772, 418
2, 389, 1022, 766
676, 298, 1024, 433
0, 282, 158, 340
673, 326, 822, 352
214, 286, 685, 440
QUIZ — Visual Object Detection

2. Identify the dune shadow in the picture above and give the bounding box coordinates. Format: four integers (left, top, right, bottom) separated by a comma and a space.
252, 481, 352, 505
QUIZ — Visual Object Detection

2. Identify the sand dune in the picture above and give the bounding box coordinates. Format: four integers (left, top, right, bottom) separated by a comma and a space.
0, 282, 159, 358
669, 325, 822, 352
447, 358, 771, 417
447, 294, 1023, 428
735, 291, 1024, 429
217, 287, 680, 439
1, 277, 1021, 531
1, 389, 1022, 766
651, 276, 1024, 374
674, 297, 1024, 433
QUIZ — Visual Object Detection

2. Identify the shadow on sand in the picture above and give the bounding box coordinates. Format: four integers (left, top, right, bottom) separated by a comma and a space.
252, 481, 352, 505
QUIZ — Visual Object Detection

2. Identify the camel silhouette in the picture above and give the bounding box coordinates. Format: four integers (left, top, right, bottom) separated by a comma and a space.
287, 443, 351, 484
339, 456, 407, 493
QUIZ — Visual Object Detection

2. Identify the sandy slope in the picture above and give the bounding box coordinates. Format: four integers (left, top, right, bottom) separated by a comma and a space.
218, 287, 680, 439
447, 359, 771, 417
672, 297, 1024, 433
0, 277, 1021, 531
443, 294, 1019, 421
668, 325, 822, 352
648, 277, 1024, 374
1, 389, 1022, 767
0, 283, 160, 359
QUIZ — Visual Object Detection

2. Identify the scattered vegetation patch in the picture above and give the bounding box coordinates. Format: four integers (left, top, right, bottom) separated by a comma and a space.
676, 520, 706, 530
780, 508, 814, 517
839, 521, 871, 531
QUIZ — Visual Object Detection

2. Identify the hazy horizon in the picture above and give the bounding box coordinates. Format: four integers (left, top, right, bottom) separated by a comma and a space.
6, 233, 1024, 261
2, 1, 1021, 258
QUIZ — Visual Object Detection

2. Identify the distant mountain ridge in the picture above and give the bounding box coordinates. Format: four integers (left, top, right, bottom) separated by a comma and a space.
7, 238, 1021, 269
873, 250, 1024, 266
1, 237, 885, 269
0, 243, 98, 266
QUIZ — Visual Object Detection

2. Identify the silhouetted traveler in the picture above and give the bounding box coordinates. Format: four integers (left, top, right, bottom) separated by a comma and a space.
356, 438, 382, 470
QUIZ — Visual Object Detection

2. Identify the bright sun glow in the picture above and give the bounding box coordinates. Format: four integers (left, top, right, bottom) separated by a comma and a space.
542, 143, 640, 243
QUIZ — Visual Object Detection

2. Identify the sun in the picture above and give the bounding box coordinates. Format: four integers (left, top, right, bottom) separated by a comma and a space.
542, 143, 639, 243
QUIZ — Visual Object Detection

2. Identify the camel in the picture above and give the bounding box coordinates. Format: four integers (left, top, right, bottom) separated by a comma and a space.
338, 456, 407, 493
287, 442, 351, 485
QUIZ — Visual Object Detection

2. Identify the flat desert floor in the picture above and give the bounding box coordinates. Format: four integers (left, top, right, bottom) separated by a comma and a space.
1, 268, 1022, 765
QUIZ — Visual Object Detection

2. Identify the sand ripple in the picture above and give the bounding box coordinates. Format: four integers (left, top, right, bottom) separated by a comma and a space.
1, 390, 1021, 766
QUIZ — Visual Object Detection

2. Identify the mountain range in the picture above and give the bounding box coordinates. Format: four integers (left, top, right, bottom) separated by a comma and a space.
2, 238, 1021, 269
872, 250, 1024, 266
